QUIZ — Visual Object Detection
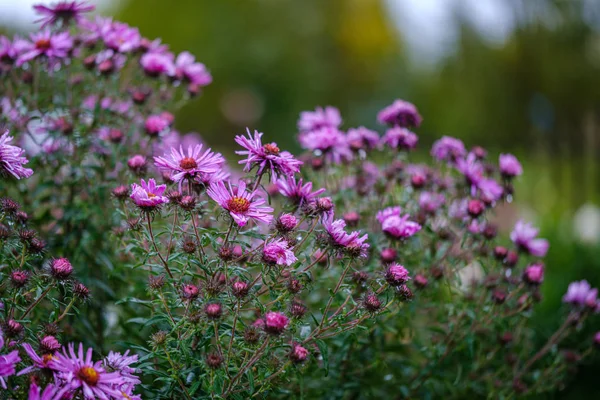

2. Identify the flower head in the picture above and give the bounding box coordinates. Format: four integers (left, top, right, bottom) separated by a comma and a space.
276, 175, 325, 206
563, 280, 596, 306
523, 263, 544, 285
298, 106, 342, 132
144, 114, 170, 136
0, 129, 33, 179
298, 127, 352, 164
28, 382, 60, 400
235, 129, 302, 181
289, 343, 309, 363
0, 331, 20, 389
263, 238, 297, 266
140, 51, 175, 77
263, 312, 289, 335
207, 180, 273, 227
33, 1, 94, 28
380, 127, 418, 150
419, 192, 445, 214
346, 127, 379, 151
456, 153, 484, 187
379, 213, 421, 239
174, 51, 212, 86
50, 257, 73, 280
103, 22, 141, 53
477, 178, 503, 203
130, 178, 169, 210
154, 144, 225, 186
376, 206, 402, 224
499, 153, 523, 178
510, 220, 549, 257
385, 264, 411, 286
16, 29, 73, 66
322, 215, 369, 257
377, 99, 422, 127
103, 350, 140, 387
431, 136, 466, 162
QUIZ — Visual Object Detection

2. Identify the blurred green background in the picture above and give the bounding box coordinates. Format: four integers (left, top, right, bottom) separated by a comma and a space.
4, 0, 600, 396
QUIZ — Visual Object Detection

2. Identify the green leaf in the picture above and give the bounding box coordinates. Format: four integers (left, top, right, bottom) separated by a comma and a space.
315, 339, 329, 376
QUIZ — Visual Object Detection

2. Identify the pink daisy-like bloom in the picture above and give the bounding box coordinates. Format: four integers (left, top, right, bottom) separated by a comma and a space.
207, 180, 273, 227
130, 178, 169, 210
195, 169, 231, 188
18, 343, 57, 376
419, 192, 445, 214
431, 136, 467, 162
28, 382, 60, 400
510, 220, 549, 257
50, 343, 128, 399
174, 51, 212, 86
0, 331, 21, 389
477, 178, 503, 203
563, 280, 596, 306
322, 215, 370, 258
0, 36, 19, 63
377, 99, 422, 128
346, 127, 380, 151
0, 129, 33, 179
263, 312, 289, 335
103, 350, 140, 388
154, 144, 225, 186
381, 214, 422, 239
276, 175, 325, 206
298, 127, 352, 164
456, 153, 484, 187
140, 51, 175, 77
384, 264, 411, 286
523, 263, 544, 285
380, 127, 418, 150
499, 153, 523, 178
33, 1, 94, 28
235, 128, 302, 181
144, 114, 170, 136
263, 238, 297, 266
16, 29, 73, 66
103, 22, 141, 53
376, 206, 402, 224
298, 106, 342, 132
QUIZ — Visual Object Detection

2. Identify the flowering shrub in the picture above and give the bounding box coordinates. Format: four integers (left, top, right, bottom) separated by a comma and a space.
1, 2, 599, 399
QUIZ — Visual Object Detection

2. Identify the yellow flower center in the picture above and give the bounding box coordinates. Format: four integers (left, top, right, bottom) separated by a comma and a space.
77, 366, 99, 386
227, 196, 250, 213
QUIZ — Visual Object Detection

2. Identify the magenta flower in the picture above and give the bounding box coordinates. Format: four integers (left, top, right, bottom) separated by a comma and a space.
563, 280, 596, 306
195, 169, 231, 188
0, 36, 19, 63
28, 382, 60, 400
381, 214, 421, 239
298, 106, 342, 132
322, 215, 370, 258
384, 264, 411, 286
0, 130, 33, 179
154, 144, 225, 186
276, 213, 298, 232
510, 220, 549, 257
276, 175, 325, 206
263, 312, 289, 335
419, 192, 445, 213
144, 114, 170, 136
346, 127, 380, 151
263, 238, 297, 266
380, 127, 418, 150
289, 343, 309, 363
431, 136, 466, 162
18, 343, 57, 376
50, 343, 128, 399
34, 1, 94, 28
174, 51, 212, 86
477, 178, 504, 203
377, 99, 422, 128
523, 263, 544, 285
16, 29, 73, 66
456, 153, 484, 187
207, 180, 273, 227
140, 51, 175, 77
130, 178, 169, 210
235, 129, 303, 181
298, 127, 352, 164
103, 350, 140, 387
499, 153, 523, 178
0, 331, 20, 389
103, 22, 141, 53
376, 206, 402, 224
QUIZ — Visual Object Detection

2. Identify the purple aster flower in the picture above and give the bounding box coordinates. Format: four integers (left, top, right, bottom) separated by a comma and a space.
276, 175, 325, 206
523, 263, 544, 285
456, 153, 484, 187
16, 29, 73, 66
377, 99, 422, 128
431, 136, 467, 162
380, 127, 418, 150
174, 51, 212, 86
103, 350, 140, 387
130, 178, 169, 210
154, 144, 225, 186
144, 114, 171, 136
207, 180, 273, 227
50, 343, 127, 399
322, 215, 369, 257
499, 153, 523, 178
33, 1, 94, 28
195, 169, 231, 188
18, 343, 57, 376
103, 22, 141, 53
381, 214, 422, 239
419, 192, 445, 213
140, 51, 175, 77
376, 206, 402, 224
0, 331, 20, 389
263, 312, 289, 335
384, 263, 411, 286
298, 127, 352, 164
28, 382, 60, 400
346, 127, 379, 151
0, 36, 19, 64
477, 178, 503, 203
563, 280, 596, 306
0, 129, 33, 179
510, 220, 549, 257
235, 128, 302, 181
262, 238, 297, 266
298, 106, 342, 132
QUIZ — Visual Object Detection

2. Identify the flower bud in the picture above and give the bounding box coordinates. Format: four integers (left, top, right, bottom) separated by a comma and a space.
39, 336, 61, 354
414, 274, 428, 288
182, 238, 197, 254
148, 275, 166, 290
276, 213, 298, 233
181, 284, 200, 300
467, 199, 485, 218
492, 290, 506, 304
289, 343, 309, 363
151, 331, 168, 347
205, 303, 223, 320
523, 263, 544, 285
287, 278, 303, 294
289, 301, 307, 318
352, 271, 369, 284
50, 258, 73, 280
396, 284, 413, 301
231, 281, 249, 299
10, 270, 29, 288
363, 292, 382, 312
5, 319, 23, 337
504, 251, 519, 267
316, 197, 334, 213
206, 352, 223, 369
15, 211, 28, 224
380, 248, 397, 264
112, 185, 129, 200
343, 211, 360, 227
73, 282, 90, 300
179, 195, 196, 211
244, 327, 261, 344
127, 155, 147, 175
263, 312, 289, 335
384, 264, 410, 286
